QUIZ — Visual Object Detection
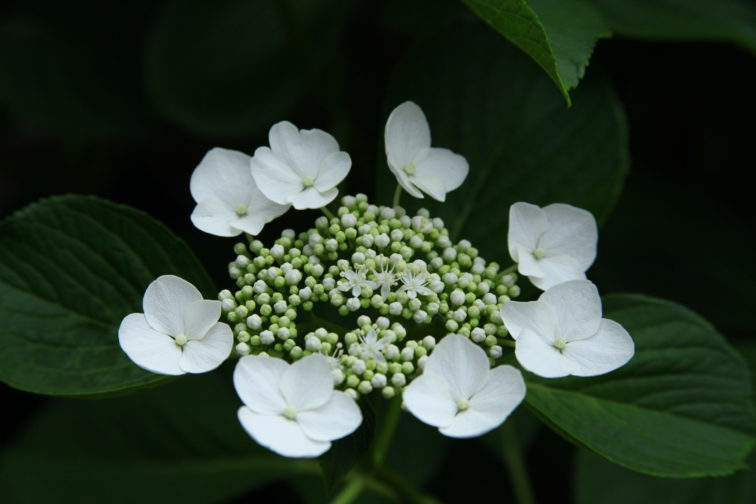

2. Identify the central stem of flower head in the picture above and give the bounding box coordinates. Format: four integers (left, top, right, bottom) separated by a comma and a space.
174, 333, 188, 346
456, 397, 470, 412
403, 163, 416, 175
533, 247, 545, 259
553, 336, 567, 352
283, 405, 297, 420
235, 204, 248, 217
302, 176, 314, 188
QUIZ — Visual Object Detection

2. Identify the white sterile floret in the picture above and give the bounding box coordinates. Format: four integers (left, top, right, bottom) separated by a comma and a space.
250, 121, 351, 209
190, 148, 289, 237
403, 334, 525, 438
384, 101, 469, 202
508, 202, 598, 290
234, 354, 362, 458
118, 275, 233, 375
501, 280, 634, 378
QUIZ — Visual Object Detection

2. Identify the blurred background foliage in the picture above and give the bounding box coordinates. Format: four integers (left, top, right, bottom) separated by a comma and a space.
1, 0, 754, 502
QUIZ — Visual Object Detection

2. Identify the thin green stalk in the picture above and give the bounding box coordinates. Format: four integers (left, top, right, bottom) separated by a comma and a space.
392, 184, 402, 208
330, 474, 366, 504
501, 423, 536, 504
499, 264, 517, 277
373, 465, 441, 504
322, 207, 336, 220
372, 397, 402, 466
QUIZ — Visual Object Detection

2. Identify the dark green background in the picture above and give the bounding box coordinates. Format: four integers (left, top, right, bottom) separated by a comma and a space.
1, 0, 754, 502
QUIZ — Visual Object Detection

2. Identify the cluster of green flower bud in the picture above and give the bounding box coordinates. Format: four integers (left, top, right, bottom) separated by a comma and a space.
219, 193, 520, 398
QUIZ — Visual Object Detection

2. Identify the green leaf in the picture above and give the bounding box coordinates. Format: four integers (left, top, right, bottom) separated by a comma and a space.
586, 0, 756, 54
525, 294, 756, 477
574, 449, 756, 504
379, 24, 628, 263
0, 371, 318, 504
0, 195, 215, 396
463, 0, 611, 102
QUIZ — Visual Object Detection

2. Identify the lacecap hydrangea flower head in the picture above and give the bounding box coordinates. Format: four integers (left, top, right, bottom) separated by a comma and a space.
118, 101, 634, 458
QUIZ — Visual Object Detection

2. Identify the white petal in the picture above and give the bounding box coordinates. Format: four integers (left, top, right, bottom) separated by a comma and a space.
508, 202, 547, 262
269, 121, 340, 179
280, 355, 334, 411
409, 174, 447, 202
441, 365, 525, 438
385, 101, 431, 171
424, 334, 489, 399
514, 329, 571, 378
296, 391, 362, 442
290, 187, 338, 210
538, 280, 602, 341
183, 299, 221, 340
528, 255, 586, 290
402, 372, 457, 428
250, 146, 303, 205
515, 245, 544, 278
501, 300, 556, 341
118, 313, 183, 375
233, 355, 289, 414
143, 275, 202, 336
413, 147, 468, 194
191, 199, 241, 237
238, 407, 330, 458
230, 209, 289, 237
179, 322, 233, 373
563, 319, 635, 376
391, 164, 425, 199
541, 203, 598, 271
314, 152, 351, 192
189, 148, 256, 208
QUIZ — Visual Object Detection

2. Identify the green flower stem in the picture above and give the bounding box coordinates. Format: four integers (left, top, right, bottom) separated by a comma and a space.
500, 339, 516, 348
499, 263, 518, 277
331, 475, 366, 504
372, 465, 440, 504
392, 184, 402, 208
501, 423, 535, 504
372, 397, 402, 466
321, 206, 337, 220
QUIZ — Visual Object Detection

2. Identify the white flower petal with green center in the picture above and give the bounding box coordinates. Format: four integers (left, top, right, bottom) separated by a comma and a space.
118, 275, 233, 375
118, 314, 183, 375
190, 148, 289, 237
233, 354, 362, 458
502, 280, 634, 378
508, 202, 597, 290
403, 334, 525, 438
251, 121, 351, 209
384, 101, 469, 201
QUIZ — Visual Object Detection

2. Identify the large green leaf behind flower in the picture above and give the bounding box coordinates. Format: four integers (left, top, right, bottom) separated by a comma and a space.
0, 372, 315, 503
379, 23, 628, 262
525, 294, 756, 477
0, 195, 215, 396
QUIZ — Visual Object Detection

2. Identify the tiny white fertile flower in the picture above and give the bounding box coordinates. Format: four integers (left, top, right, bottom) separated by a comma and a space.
501, 280, 634, 378
397, 270, 433, 299
384, 102, 468, 201
403, 334, 525, 438
234, 354, 362, 458
119, 275, 233, 375
371, 261, 397, 299
508, 202, 598, 290
338, 266, 376, 297
190, 148, 289, 237
250, 121, 351, 209
357, 329, 392, 362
